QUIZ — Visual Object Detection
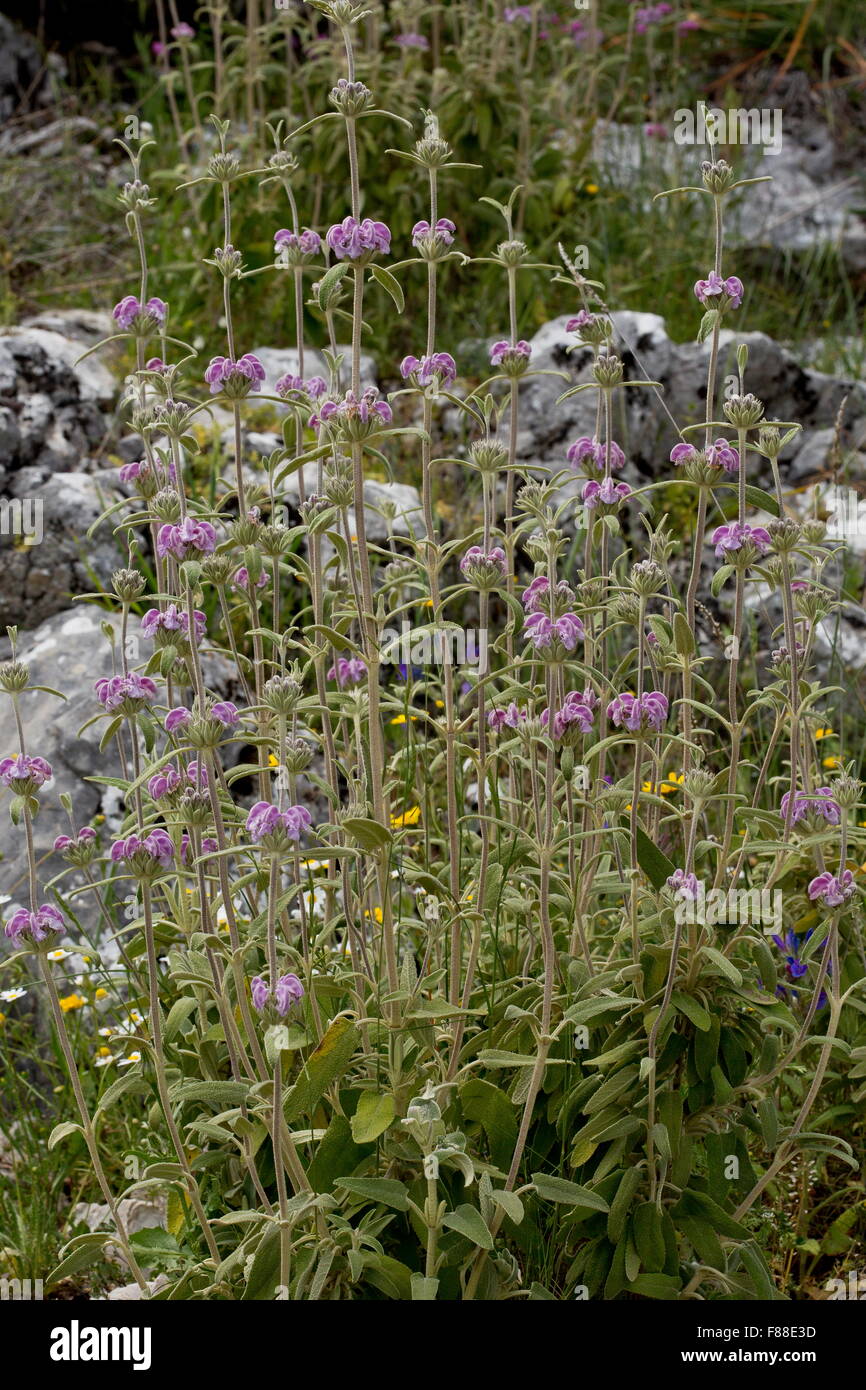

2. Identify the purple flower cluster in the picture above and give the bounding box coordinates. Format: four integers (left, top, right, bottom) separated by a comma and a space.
567, 436, 626, 473
635, 2, 672, 34
711, 522, 771, 560
808, 870, 855, 908
459, 546, 507, 585
583, 478, 631, 509
251, 973, 305, 1016
524, 611, 585, 652
411, 218, 455, 248
54, 826, 97, 854
119, 457, 175, 489
666, 868, 701, 901
110, 828, 174, 871
4, 904, 64, 945
148, 760, 208, 800
141, 604, 206, 643
113, 296, 167, 332
490, 339, 532, 370
204, 354, 266, 397
671, 439, 739, 472
400, 352, 457, 387
543, 691, 596, 740
694, 271, 744, 309
488, 702, 526, 732
274, 228, 321, 258
326, 216, 391, 260
275, 373, 327, 400
0, 754, 53, 788
328, 655, 367, 689
246, 801, 312, 843
394, 32, 429, 50
607, 690, 669, 733
156, 518, 218, 560
780, 787, 841, 826
95, 674, 157, 711
521, 575, 575, 615
312, 388, 393, 433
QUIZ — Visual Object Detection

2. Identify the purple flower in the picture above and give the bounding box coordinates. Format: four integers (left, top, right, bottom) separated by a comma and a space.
246, 801, 312, 844
567, 436, 626, 473
808, 870, 855, 908
411, 218, 455, 248
275, 372, 328, 400
0, 754, 53, 788
780, 787, 841, 826
670, 439, 739, 472
543, 691, 595, 740
488, 702, 526, 731
328, 655, 367, 689
210, 702, 240, 728
666, 868, 701, 901
94, 674, 157, 711
274, 227, 322, 259
521, 575, 575, 614
459, 546, 508, 587
118, 457, 175, 491
233, 567, 269, 591
711, 522, 771, 559
141, 604, 206, 643
394, 32, 429, 49
251, 973, 305, 1016
607, 690, 669, 733
326, 216, 391, 261
312, 388, 393, 436
165, 707, 191, 734
635, 3, 672, 34
54, 827, 96, 853
566, 309, 598, 334
110, 829, 175, 871
148, 765, 181, 800
583, 478, 631, 509
171, 22, 195, 39
489, 339, 532, 370
156, 518, 217, 560
179, 832, 217, 865
694, 271, 744, 309
112, 296, 167, 333
204, 354, 266, 397
504, 6, 533, 22
251, 976, 270, 1013
524, 611, 585, 653
4, 904, 64, 945
400, 352, 457, 387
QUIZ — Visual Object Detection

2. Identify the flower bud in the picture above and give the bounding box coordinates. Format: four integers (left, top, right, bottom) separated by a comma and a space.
112, 567, 147, 602
701, 158, 735, 194
592, 353, 623, 387
723, 393, 764, 428
0, 661, 30, 693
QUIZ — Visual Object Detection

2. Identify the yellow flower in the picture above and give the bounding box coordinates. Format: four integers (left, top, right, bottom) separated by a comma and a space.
662, 771, 684, 792
364, 906, 384, 923
268, 752, 280, 767
0, 1012, 5, 1026
585, 183, 599, 195
389, 714, 418, 725
391, 805, 421, 828
96, 1045, 111, 1058
814, 727, 834, 741
59, 993, 87, 1013
95, 988, 108, 1001
822, 755, 841, 770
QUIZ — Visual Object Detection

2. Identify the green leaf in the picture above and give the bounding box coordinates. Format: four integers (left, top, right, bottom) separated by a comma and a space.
671, 991, 712, 1032
442, 1204, 493, 1249
532, 1174, 609, 1213
283, 1017, 360, 1123
410, 1273, 439, 1300
316, 261, 350, 310
699, 946, 742, 986
350, 1091, 396, 1144
460, 1078, 517, 1169
335, 1177, 410, 1211
369, 264, 404, 313
673, 612, 696, 657
307, 1115, 366, 1194
635, 826, 677, 890
48, 1121, 85, 1150
341, 816, 393, 851
242, 1224, 282, 1301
